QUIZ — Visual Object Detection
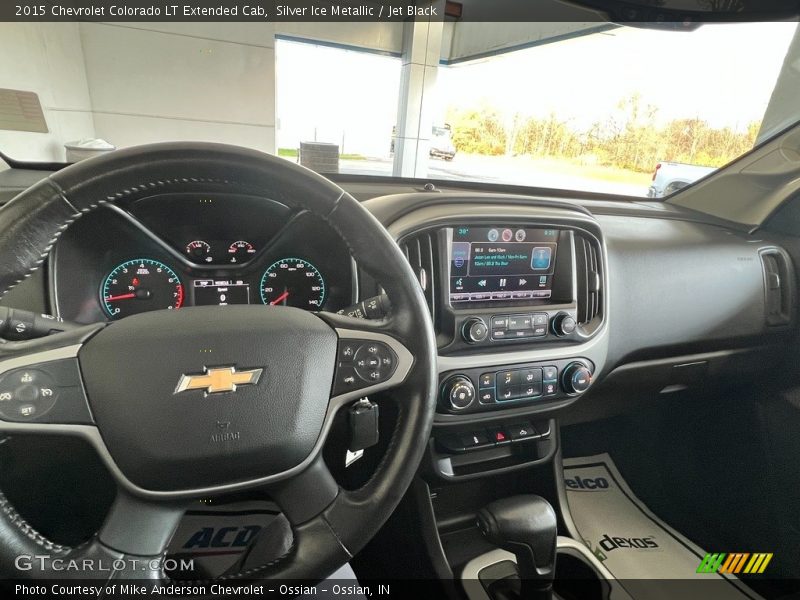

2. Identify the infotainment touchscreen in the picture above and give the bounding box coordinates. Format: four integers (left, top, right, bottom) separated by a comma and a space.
449, 226, 558, 304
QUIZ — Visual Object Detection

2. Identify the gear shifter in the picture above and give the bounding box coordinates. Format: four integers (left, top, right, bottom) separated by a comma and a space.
477, 495, 558, 600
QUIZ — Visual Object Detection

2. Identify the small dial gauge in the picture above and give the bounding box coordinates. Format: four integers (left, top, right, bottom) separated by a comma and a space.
186, 240, 212, 263
228, 240, 256, 263
101, 259, 184, 319
260, 258, 325, 309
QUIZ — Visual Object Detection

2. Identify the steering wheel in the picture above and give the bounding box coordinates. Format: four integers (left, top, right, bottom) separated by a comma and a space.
0, 143, 437, 582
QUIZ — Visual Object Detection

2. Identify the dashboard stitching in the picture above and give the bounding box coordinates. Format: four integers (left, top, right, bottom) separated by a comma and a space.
0, 177, 238, 301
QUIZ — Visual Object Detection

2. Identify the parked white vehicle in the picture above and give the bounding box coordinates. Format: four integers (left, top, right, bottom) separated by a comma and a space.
648, 161, 716, 198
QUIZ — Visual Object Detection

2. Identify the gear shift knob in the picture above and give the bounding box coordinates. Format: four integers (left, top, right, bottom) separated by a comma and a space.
477, 495, 558, 598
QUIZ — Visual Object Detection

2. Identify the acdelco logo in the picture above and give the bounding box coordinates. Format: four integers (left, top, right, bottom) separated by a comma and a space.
565, 476, 610, 491
697, 553, 773, 575
183, 525, 262, 550
599, 533, 659, 552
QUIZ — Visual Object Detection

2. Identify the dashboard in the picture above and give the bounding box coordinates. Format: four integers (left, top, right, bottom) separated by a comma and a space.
50, 193, 356, 323
0, 168, 795, 483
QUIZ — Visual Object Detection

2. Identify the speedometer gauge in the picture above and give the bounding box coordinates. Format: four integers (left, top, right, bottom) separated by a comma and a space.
260, 258, 325, 309
101, 259, 184, 319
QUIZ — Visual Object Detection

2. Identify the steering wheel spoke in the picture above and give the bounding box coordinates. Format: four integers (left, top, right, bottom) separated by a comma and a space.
263, 455, 339, 525
0, 324, 103, 435
97, 489, 186, 560
319, 314, 416, 408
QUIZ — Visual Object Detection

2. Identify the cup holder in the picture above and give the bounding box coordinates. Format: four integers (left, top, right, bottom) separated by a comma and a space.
553, 551, 611, 600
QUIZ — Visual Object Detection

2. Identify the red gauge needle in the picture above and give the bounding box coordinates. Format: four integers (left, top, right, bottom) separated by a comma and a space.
105, 293, 136, 301
270, 291, 289, 305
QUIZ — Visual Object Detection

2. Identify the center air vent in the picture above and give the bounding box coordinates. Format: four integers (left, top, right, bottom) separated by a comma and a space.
575, 233, 603, 329
399, 231, 438, 322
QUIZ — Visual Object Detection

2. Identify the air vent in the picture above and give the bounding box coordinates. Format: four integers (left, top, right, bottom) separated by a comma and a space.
575, 234, 603, 327
760, 248, 792, 327
400, 231, 438, 321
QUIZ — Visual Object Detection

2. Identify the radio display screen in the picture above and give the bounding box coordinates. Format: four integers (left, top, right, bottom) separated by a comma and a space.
449, 226, 558, 304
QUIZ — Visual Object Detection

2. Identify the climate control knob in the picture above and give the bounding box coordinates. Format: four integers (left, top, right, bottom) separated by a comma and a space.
443, 376, 476, 411
562, 362, 592, 394
462, 318, 489, 344
552, 313, 577, 337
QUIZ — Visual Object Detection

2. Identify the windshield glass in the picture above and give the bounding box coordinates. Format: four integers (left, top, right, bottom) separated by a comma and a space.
0, 21, 797, 198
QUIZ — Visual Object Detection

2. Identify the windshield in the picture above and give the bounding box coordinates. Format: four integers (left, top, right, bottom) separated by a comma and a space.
0, 21, 798, 198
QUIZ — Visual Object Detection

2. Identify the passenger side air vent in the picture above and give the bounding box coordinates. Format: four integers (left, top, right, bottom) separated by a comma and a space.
760, 248, 793, 327
575, 233, 603, 328
400, 231, 438, 322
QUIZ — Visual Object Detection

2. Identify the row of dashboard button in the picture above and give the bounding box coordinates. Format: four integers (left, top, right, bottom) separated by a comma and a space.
438, 421, 551, 453
491, 313, 548, 340
479, 366, 559, 403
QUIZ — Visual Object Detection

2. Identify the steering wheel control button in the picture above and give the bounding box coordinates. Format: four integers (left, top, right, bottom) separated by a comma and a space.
338, 342, 359, 362
443, 376, 476, 411
334, 339, 398, 394
0, 359, 91, 424
462, 317, 489, 344
0, 368, 57, 421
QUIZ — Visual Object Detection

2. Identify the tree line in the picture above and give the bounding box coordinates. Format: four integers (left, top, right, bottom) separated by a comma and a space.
446, 94, 760, 173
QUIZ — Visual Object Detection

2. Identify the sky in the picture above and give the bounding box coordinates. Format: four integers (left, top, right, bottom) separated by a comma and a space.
436, 22, 798, 133
276, 22, 798, 156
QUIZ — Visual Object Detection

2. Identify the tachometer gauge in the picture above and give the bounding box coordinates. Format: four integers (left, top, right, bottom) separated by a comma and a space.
228, 240, 256, 263
186, 240, 212, 263
101, 259, 184, 319
260, 258, 325, 309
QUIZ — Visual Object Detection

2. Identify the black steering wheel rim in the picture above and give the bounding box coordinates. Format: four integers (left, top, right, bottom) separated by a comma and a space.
0, 142, 437, 582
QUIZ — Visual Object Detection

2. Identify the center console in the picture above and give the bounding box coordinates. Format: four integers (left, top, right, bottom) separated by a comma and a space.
383, 201, 611, 600
393, 206, 608, 481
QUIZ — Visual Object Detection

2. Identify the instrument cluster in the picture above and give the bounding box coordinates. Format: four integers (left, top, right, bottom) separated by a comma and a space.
50, 193, 355, 323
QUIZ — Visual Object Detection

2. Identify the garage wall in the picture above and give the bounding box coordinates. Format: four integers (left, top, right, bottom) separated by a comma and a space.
79, 23, 277, 153
0, 23, 96, 161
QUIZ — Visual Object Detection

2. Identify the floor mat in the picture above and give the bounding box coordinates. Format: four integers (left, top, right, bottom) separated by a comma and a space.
166, 500, 282, 579
563, 454, 763, 600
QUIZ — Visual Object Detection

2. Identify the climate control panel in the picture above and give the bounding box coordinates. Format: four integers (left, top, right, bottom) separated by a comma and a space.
440, 358, 594, 414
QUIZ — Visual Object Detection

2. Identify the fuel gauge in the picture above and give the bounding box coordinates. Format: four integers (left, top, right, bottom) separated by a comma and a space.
228, 240, 256, 264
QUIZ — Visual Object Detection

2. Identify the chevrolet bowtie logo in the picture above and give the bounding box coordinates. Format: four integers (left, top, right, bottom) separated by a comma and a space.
174, 366, 263, 395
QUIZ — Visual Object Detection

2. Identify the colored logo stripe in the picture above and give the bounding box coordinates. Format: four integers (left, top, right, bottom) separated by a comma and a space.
697, 553, 773, 575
